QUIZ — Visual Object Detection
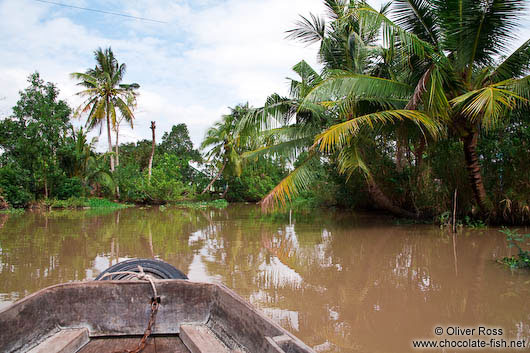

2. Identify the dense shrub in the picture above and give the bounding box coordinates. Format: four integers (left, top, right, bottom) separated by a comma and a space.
54, 176, 84, 200
116, 153, 196, 203
225, 158, 286, 202
0, 164, 32, 208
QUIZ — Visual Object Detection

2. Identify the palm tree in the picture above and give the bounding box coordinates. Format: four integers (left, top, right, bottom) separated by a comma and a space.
253, 2, 441, 215
200, 104, 253, 195
306, 0, 530, 217
71, 47, 139, 172
63, 128, 114, 195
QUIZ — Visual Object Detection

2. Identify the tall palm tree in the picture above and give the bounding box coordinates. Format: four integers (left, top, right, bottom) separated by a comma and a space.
306, 0, 530, 217
71, 47, 139, 172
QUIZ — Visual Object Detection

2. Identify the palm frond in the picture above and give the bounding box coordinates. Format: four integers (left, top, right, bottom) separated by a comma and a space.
301, 73, 414, 109
315, 109, 441, 152
357, 6, 435, 59
451, 83, 525, 129
392, 0, 440, 46
242, 137, 312, 161
260, 152, 319, 211
337, 142, 372, 179
425, 65, 451, 119
454, 0, 525, 70
490, 39, 530, 82
286, 13, 326, 44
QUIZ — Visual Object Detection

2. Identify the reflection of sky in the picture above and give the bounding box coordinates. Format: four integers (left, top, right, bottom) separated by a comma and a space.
0, 292, 21, 310
261, 307, 299, 332
187, 247, 222, 283
187, 230, 223, 283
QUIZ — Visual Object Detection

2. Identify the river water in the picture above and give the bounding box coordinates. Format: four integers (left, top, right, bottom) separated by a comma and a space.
0, 205, 528, 352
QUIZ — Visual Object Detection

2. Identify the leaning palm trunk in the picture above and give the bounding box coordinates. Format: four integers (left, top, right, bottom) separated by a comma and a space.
461, 131, 493, 216
366, 178, 417, 218
201, 162, 226, 195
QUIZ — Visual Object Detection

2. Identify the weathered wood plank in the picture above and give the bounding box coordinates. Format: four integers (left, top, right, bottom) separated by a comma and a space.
155, 336, 191, 353
78, 337, 139, 353
27, 328, 89, 353
78, 336, 189, 353
180, 325, 230, 353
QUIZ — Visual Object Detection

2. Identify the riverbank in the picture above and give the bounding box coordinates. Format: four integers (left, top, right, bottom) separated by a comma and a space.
0, 196, 229, 212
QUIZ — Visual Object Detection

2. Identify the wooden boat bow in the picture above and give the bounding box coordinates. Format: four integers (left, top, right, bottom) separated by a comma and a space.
0, 280, 315, 353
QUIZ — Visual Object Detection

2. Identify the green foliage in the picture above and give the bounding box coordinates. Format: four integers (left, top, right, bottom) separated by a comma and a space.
0, 164, 33, 208
116, 153, 196, 204
0, 72, 72, 202
144, 154, 194, 203
87, 198, 128, 208
225, 158, 286, 202
46, 197, 129, 209
500, 228, 530, 269
0, 208, 25, 215
54, 177, 84, 200
463, 216, 487, 229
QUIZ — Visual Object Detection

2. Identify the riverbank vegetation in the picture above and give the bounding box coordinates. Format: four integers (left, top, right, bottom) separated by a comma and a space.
1, 1, 529, 226
500, 228, 530, 269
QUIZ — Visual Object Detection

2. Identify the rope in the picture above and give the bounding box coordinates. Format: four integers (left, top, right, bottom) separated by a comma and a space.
99, 265, 158, 299
99, 265, 161, 353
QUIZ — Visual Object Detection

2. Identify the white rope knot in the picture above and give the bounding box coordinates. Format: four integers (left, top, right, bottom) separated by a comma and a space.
99, 265, 159, 300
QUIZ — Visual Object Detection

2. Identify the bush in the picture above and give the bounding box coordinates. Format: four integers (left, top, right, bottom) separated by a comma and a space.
116, 154, 195, 204
54, 176, 83, 199
0, 164, 32, 208
225, 158, 286, 202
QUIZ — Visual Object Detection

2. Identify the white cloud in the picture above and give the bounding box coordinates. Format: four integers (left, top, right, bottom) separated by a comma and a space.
0, 0, 325, 149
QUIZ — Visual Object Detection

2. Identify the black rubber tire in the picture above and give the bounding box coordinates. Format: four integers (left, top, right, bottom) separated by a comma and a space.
95, 258, 188, 280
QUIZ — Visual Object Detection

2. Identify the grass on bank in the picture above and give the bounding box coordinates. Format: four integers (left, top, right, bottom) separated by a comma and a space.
172, 199, 229, 209
45, 197, 131, 210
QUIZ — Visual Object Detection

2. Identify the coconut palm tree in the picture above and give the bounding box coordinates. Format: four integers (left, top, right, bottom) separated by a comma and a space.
253, 2, 441, 215
71, 47, 139, 172
200, 104, 254, 195
306, 0, 530, 217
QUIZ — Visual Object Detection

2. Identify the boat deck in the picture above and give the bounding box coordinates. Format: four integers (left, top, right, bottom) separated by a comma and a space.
78, 335, 190, 353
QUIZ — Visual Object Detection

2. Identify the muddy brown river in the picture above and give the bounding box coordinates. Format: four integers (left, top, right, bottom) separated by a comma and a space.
0, 205, 528, 352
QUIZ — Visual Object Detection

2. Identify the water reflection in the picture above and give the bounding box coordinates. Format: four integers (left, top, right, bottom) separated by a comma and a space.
0, 205, 528, 353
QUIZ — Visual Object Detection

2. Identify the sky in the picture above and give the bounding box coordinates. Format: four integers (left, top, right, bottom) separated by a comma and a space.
1, 0, 529, 150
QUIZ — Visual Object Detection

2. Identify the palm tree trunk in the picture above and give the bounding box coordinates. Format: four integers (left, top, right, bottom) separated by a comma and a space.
201, 162, 226, 195
461, 132, 492, 216
106, 98, 114, 172
366, 177, 418, 218
115, 123, 120, 199
115, 123, 120, 167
